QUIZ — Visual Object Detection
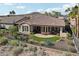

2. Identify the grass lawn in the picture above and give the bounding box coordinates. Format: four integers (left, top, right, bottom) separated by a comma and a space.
30, 34, 61, 43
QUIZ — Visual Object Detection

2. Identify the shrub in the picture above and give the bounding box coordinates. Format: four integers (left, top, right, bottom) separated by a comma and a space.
16, 34, 29, 42
44, 39, 55, 47
0, 36, 8, 45
65, 52, 72, 56
8, 25, 18, 34
69, 46, 77, 53
28, 39, 34, 44
40, 41, 45, 46
21, 43, 27, 47
24, 47, 28, 51
33, 47, 37, 52
70, 42, 74, 46
67, 33, 72, 40
12, 47, 23, 56
30, 32, 34, 35
29, 46, 34, 51
8, 40, 19, 46
42, 51, 47, 56
68, 40, 74, 46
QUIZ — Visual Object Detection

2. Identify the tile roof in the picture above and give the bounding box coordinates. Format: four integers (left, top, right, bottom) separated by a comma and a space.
0, 12, 65, 26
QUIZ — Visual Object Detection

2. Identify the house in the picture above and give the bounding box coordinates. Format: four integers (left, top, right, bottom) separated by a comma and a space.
0, 12, 66, 36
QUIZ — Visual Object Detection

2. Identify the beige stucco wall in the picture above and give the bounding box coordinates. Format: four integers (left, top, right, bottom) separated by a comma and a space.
18, 23, 30, 34
0, 24, 13, 29
5, 24, 13, 29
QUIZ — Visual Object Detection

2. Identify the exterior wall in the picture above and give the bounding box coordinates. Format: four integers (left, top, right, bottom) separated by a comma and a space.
18, 23, 30, 34
5, 24, 13, 29
0, 24, 13, 29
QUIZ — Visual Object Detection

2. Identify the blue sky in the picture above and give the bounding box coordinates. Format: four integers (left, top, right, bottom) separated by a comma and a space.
0, 3, 77, 15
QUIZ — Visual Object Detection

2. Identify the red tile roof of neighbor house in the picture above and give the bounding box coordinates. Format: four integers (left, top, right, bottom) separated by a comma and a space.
0, 12, 65, 26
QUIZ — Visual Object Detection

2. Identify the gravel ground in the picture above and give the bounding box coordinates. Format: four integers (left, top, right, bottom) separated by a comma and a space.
0, 43, 78, 56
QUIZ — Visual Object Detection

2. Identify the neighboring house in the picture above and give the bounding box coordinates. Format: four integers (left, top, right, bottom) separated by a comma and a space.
0, 12, 66, 36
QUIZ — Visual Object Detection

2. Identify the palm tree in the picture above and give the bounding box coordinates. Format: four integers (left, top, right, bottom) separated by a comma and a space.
65, 5, 79, 37
44, 11, 61, 17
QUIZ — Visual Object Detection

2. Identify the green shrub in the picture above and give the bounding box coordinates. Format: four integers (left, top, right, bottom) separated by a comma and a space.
12, 47, 23, 56
30, 32, 35, 35
44, 39, 55, 47
33, 47, 37, 52
29, 46, 34, 51
69, 46, 77, 53
24, 47, 29, 51
21, 43, 27, 47
28, 39, 35, 44
40, 41, 45, 46
67, 33, 72, 40
8, 40, 19, 46
65, 52, 72, 56
0, 36, 8, 45
68, 40, 74, 46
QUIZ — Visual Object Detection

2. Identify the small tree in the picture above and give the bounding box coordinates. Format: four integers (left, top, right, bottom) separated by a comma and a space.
8, 25, 18, 38
9, 10, 16, 15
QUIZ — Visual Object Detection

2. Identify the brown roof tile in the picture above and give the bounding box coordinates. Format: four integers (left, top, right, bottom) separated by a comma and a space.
0, 12, 65, 26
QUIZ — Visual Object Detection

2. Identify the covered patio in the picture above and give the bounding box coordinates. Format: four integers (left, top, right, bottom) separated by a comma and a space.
30, 25, 63, 35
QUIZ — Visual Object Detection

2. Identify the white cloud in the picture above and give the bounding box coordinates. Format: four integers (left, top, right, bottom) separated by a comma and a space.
36, 9, 45, 13
16, 6, 26, 9
1, 3, 16, 6
46, 8, 61, 12
35, 8, 61, 13
26, 11, 33, 13
36, 9, 44, 12
63, 3, 77, 10
26, 3, 77, 15
0, 12, 9, 15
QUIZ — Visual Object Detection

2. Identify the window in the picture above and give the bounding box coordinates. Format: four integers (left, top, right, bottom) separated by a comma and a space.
22, 26, 28, 31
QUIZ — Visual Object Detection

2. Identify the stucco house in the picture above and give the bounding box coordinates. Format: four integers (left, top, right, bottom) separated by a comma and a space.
0, 12, 65, 36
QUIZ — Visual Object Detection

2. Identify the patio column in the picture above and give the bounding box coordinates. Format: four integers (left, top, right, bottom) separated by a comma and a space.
50, 26, 51, 32
50, 26, 52, 32
20, 25, 22, 32
45, 26, 46, 32
30, 26, 33, 32
41, 26, 43, 33
60, 27, 63, 36
47, 26, 48, 32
